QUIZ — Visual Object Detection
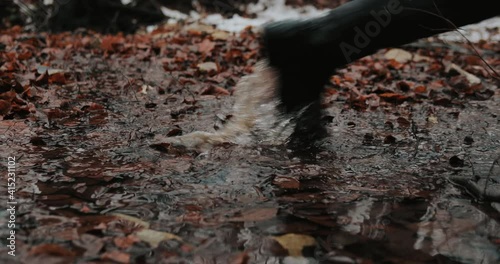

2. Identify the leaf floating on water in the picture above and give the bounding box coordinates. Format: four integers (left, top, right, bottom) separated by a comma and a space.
227, 208, 278, 222
29, 243, 77, 257
136, 229, 182, 248
273, 176, 300, 189
111, 213, 150, 229
271, 233, 316, 257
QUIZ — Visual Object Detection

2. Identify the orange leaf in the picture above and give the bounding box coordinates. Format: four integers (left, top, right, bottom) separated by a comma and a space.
414, 85, 427, 93
49, 72, 67, 84
101, 36, 124, 52
29, 244, 76, 256
198, 39, 215, 54
200, 85, 230, 96
379, 93, 409, 103
331, 75, 341, 85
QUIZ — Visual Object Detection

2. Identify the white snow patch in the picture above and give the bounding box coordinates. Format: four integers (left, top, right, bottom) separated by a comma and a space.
438, 17, 500, 42
155, 0, 328, 33
155, 0, 498, 42
202, 0, 329, 32
160, 6, 189, 20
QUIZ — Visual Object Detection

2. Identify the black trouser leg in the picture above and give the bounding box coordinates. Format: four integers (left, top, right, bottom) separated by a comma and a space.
263, 0, 499, 112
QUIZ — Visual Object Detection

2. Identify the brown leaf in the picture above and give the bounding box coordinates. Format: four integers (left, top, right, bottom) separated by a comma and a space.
198, 39, 215, 54
271, 234, 316, 257
397, 81, 412, 92
0, 91, 16, 101
227, 208, 278, 222
379, 93, 409, 104
0, 99, 12, 116
167, 126, 183, 137
49, 72, 67, 84
433, 98, 453, 107
114, 235, 140, 249
35, 72, 49, 86
101, 36, 124, 52
414, 85, 427, 93
273, 176, 300, 189
396, 117, 411, 128
230, 252, 249, 264
18, 50, 33, 60
200, 85, 230, 96
29, 244, 76, 257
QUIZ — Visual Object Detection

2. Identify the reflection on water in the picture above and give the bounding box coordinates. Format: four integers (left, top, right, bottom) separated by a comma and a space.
414, 186, 500, 264
330, 185, 499, 264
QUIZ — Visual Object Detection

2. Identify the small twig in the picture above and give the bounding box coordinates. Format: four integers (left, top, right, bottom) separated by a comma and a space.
483, 156, 499, 195
405, 7, 500, 80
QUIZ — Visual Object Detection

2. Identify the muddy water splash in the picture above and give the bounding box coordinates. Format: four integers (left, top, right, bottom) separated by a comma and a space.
161, 61, 296, 150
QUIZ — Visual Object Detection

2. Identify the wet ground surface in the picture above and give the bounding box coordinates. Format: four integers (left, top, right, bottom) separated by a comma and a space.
0, 25, 499, 263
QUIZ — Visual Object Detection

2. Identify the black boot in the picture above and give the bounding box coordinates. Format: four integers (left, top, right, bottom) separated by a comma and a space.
262, 0, 499, 112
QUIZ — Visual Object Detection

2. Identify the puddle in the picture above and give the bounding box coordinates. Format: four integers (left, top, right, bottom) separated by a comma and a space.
2, 39, 499, 263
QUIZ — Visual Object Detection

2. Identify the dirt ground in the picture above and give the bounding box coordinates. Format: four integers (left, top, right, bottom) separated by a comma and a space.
0, 22, 499, 263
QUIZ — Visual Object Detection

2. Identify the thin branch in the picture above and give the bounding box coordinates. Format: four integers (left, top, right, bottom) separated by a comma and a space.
405, 7, 500, 80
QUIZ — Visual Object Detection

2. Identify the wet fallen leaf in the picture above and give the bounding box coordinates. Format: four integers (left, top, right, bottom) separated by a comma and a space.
414, 85, 427, 93
449, 156, 465, 167
384, 48, 412, 63
198, 39, 215, 53
114, 235, 140, 249
136, 229, 182, 248
396, 117, 411, 128
197, 62, 218, 72
445, 62, 481, 85
111, 213, 150, 228
101, 36, 125, 53
212, 30, 230, 40
29, 244, 76, 257
49, 72, 67, 84
0, 99, 12, 116
227, 208, 278, 222
379, 93, 409, 104
427, 115, 438, 124
464, 136, 474, 145
273, 176, 300, 189
271, 234, 316, 257
200, 85, 230, 96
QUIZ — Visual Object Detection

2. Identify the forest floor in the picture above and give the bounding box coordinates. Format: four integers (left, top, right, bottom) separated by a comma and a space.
0, 19, 500, 263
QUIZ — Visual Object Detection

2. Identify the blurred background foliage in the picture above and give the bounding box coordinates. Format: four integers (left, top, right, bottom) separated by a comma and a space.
1, 0, 348, 33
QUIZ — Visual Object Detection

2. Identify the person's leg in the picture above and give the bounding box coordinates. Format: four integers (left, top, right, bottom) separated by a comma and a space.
262, 0, 499, 113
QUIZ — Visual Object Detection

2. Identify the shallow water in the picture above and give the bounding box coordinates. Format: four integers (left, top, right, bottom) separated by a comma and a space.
2, 59, 499, 263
